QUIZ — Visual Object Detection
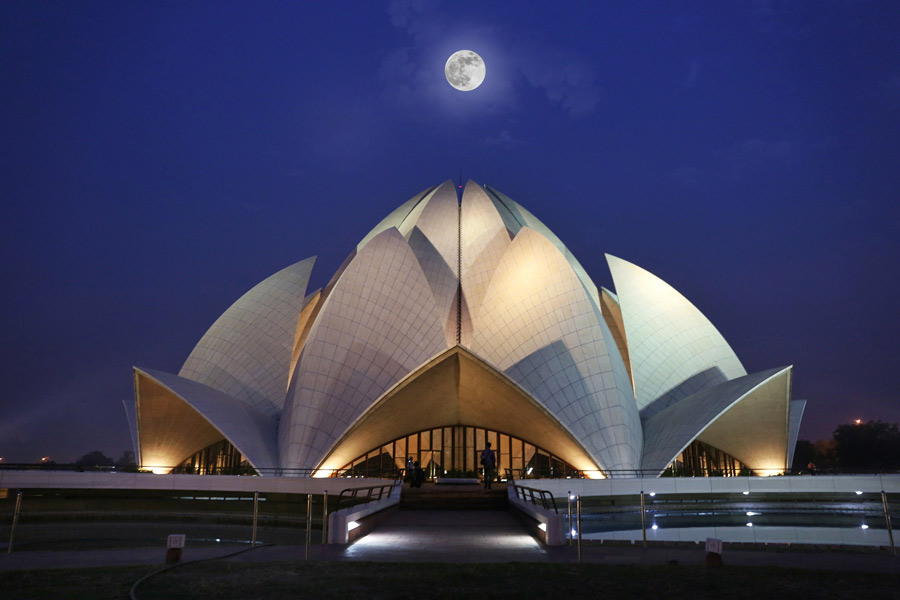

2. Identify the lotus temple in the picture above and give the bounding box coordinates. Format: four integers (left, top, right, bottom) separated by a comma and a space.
130, 180, 805, 479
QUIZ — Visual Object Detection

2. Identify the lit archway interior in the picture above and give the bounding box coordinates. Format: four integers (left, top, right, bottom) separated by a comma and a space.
315, 346, 603, 477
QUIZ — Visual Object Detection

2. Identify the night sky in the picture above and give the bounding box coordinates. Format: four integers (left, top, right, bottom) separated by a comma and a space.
2, 1, 898, 464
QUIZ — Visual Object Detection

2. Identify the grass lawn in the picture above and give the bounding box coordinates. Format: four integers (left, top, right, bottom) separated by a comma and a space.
3, 561, 899, 600
0, 565, 153, 600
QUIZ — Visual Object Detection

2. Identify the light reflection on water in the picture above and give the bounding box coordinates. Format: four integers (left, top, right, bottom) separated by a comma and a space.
573, 501, 893, 535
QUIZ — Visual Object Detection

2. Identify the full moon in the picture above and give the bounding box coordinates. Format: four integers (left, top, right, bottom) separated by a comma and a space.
445, 50, 485, 91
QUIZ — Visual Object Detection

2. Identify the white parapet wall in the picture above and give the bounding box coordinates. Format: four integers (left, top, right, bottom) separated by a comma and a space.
512, 475, 899, 548
516, 474, 900, 498
507, 485, 566, 546
591, 525, 893, 547
327, 484, 402, 545
0, 470, 395, 496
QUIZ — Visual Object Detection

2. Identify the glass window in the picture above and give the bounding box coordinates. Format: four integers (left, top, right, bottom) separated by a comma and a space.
338, 426, 579, 480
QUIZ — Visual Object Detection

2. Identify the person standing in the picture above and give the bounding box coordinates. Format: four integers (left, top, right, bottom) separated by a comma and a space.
405, 456, 414, 483
480, 442, 497, 489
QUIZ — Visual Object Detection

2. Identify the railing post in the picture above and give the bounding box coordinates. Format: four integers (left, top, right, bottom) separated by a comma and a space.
251, 491, 259, 546
576, 495, 582, 562
322, 490, 328, 545
305, 493, 312, 560
882, 490, 895, 556
567, 491, 573, 546
7, 491, 22, 554
640, 490, 647, 548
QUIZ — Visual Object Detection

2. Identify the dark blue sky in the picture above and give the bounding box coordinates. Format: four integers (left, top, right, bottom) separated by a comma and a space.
2, 1, 898, 463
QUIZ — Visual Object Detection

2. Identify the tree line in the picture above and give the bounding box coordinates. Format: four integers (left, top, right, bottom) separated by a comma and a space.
792, 420, 900, 473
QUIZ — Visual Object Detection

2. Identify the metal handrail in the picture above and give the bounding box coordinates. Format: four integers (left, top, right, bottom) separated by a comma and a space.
509, 482, 558, 514
334, 482, 401, 511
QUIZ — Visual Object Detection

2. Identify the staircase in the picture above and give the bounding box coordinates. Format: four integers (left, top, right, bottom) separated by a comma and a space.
400, 482, 508, 510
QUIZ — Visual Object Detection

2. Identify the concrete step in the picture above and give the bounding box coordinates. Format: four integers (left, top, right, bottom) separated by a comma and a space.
400, 483, 508, 510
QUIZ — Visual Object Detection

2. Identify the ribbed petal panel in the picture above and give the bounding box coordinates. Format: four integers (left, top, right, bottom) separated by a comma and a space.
279, 228, 448, 471
641, 366, 791, 475
179, 257, 315, 418
484, 185, 601, 307
470, 227, 642, 473
135, 367, 279, 473
356, 185, 435, 252
460, 182, 511, 346
787, 399, 807, 469
406, 181, 459, 347
606, 254, 747, 416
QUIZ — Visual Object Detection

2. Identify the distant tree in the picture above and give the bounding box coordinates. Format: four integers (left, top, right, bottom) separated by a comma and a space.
813, 439, 837, 465
75, 450, 115, 467
791, 440, 816, 472
833, 420, 900, 471
791, 439, 836, 473
116, 450, 136, 466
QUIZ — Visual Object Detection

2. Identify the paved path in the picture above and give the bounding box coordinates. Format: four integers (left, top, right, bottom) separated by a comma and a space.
2, 507, 899, 573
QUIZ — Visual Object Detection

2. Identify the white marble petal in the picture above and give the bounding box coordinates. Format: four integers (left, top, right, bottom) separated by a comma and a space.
460, 181, 511, 346
641, 366, 792, 475
279, 228, 448, 471
179, 257, 315, 418
135, 367, 279, 472
484, 184, 601, 307
356, 185, 435, 251
788, 399, 807, 469
606, 254, 747, 415
406, 181, 460, 347
471, 227, 642, 473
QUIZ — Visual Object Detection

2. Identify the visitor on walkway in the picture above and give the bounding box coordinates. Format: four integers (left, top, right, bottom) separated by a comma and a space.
405, 456, 414, 483
480, 442, 496, 489
411, 461, 425, 488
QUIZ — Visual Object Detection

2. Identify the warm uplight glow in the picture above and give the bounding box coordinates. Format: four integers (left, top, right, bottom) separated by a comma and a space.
40, 456, 51, 463
755, 468, 784, 477
854, 419, 862, 425
148, 466, 170, 475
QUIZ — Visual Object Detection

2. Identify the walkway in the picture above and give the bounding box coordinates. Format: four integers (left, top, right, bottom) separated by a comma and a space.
2, 505, 899, 573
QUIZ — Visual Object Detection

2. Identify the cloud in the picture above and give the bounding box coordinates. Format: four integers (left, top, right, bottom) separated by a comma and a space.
387, 0, 445, 45
518, 49, 600, 118
671, 137, 836, 186
479, 129, 525, 148
683, 58, 701, 87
